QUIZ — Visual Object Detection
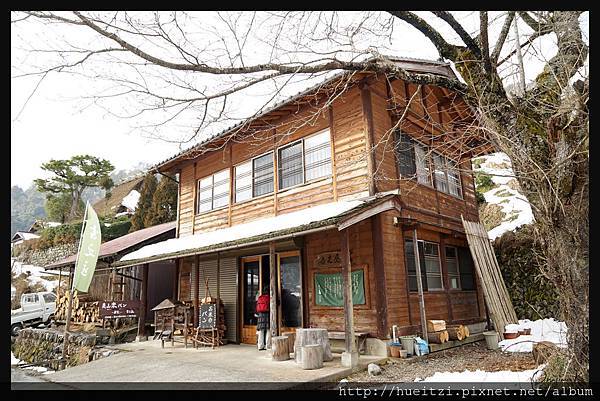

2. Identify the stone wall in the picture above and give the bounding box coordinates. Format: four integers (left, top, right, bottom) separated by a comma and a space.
13, 328, 96, 369
12, 242, 78, 267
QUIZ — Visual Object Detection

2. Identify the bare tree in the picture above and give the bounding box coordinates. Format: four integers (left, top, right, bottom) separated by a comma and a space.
12, 11, 588, 380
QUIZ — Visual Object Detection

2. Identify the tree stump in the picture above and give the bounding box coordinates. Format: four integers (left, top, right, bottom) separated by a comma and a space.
427, 330, 449, 344
271, 336, 290, 361
446, 325, 467, 341
301, 344, 323, 370
281, 331, 296, 354
294, 328, 332, 364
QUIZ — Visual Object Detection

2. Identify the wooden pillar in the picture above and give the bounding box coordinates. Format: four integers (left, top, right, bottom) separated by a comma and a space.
173, 259, 180, 300
412, 229, 428, 341
56, 268, 62, 297
137, 263, 149, 337
371, 214, 389, 338
360, 83, 377, 196
340, 228, 355, 353
194, 256, 199, 327
269, 242, 277, 343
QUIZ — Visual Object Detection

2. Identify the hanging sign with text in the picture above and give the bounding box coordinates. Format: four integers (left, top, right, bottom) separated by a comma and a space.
99, 300, 140, 319
315, 251, 342, 268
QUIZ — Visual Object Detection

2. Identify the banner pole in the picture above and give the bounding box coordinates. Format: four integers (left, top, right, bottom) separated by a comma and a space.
60, 201, 90, 369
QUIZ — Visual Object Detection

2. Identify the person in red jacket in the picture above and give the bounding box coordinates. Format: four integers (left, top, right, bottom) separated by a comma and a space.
255, 291, 270, 350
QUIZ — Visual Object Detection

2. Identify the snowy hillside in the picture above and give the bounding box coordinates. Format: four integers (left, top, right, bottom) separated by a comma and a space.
472, 153, 534, 240
11, 258, 60, 293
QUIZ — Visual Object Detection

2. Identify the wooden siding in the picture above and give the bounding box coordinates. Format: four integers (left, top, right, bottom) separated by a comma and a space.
175, 85, 370, 236
304, 222, 378, 337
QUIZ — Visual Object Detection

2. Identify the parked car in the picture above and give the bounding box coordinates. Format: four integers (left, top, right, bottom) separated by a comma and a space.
11, 291, 57, 336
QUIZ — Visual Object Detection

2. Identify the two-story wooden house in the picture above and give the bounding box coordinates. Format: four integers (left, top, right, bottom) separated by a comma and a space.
116, 57, 491, 357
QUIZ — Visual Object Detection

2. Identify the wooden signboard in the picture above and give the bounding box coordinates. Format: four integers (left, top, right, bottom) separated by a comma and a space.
315, 251, 342, 268
199, 303, 217, 329
99, 300, 140, 319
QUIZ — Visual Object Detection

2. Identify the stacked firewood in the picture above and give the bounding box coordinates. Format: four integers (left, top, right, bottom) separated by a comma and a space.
426, 320, 449, 344
426, 320, 470, 343
55, 291, 101, 324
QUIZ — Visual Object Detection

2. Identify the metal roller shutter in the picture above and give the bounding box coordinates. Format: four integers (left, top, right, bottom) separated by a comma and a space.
199, 259, 218, 300
219, 257, 238, 343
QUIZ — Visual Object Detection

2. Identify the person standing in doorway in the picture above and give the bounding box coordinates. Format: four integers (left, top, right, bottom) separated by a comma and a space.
255, 289, 270, 350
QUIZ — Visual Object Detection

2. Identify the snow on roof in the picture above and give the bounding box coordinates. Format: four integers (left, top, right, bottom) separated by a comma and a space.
121, 189, 141, 211
120, 198, 365, 264
11, 231, 40, 242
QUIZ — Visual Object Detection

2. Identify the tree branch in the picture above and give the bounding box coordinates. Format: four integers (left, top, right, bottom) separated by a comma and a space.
431, 11, 481, 57
387, 11, 459, 60
479, 12, 492, 73
491, 12, 515, 65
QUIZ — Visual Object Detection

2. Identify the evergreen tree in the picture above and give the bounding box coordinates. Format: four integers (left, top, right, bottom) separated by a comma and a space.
144, 175, 178, 227
45, 193, 83, 223
129, 173, 157, 232
34, 155, 114, 221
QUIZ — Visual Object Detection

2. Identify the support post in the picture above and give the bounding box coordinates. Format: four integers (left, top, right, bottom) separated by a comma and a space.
269, 241, 277, 347
340, 228, 358, 367
60, 288, 74, 368
173, 259, 180, 299
371, 214, 388, 338
194, 256, 199, 328
137, 263, 149, 341
412, 229, 428, 341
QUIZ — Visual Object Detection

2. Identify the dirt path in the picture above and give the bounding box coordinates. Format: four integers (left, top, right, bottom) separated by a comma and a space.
346, 341, 538, 382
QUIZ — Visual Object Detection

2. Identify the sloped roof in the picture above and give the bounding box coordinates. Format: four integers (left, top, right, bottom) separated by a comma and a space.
93, 176, 144, 217
45, 221, 176, 269
11, 231, 40, 242
151, 56, 458, 173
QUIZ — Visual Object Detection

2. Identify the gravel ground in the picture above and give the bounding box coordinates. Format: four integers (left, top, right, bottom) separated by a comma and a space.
346, 341, 538, 382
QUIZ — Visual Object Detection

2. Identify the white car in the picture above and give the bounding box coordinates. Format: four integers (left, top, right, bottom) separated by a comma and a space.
11, 292, 57, 336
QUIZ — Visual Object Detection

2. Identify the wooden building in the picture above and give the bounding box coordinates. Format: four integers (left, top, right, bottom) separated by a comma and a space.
115, 57, 492, 358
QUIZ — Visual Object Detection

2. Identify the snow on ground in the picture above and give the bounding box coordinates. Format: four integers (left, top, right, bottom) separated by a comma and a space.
121, 189, 141, 211
11, 259, 60, 292
473, 152, 534, 239
499, 318, 568, 353
11, 352, 24, 366
416, 365, 545, 383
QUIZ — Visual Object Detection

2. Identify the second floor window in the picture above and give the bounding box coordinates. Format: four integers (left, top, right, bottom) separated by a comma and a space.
434, 154, 463, 198
278, 129, 332, 190
234, 152, 275, 202
198, 169, 230, 213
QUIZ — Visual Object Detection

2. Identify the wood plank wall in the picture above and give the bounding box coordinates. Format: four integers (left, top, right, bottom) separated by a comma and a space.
176, 85, 370, 238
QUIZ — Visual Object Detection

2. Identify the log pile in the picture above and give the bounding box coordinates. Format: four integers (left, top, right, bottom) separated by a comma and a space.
55, 291, 101, 324
13, 328, 96, 369
446, 325, 470, 341
425, 320, 470, 344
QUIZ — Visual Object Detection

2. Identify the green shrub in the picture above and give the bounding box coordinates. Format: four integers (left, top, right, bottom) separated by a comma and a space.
494, 224, 560, 320
475, 172, 497, 193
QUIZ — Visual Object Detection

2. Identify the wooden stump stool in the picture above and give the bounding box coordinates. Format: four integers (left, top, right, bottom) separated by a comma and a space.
271, 336, 290, 361
301, 344, 323, 370
281, 331, 296, 354
294, 328, 332, 364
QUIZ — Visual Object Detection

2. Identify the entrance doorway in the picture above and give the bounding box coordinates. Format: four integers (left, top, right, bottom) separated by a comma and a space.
240, 251, 303, 344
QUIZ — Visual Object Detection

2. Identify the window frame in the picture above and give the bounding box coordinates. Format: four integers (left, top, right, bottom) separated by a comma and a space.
196, 168, 231, 214
405, 239, 444, 292
277, 128, 332, 192
445, 245, 461, 290
233, 150, 275, 204
432, 152, 464, 199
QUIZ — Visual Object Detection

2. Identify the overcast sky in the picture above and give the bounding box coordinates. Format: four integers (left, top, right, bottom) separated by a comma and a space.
11, 11, 588, 189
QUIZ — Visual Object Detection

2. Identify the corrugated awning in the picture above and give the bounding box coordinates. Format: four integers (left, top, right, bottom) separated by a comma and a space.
115, 192, 401, 268
45, 221, 176, 270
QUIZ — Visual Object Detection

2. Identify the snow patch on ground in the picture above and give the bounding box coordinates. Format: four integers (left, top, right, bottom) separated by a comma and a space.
473, 152, 534, 239
416, 365, 545, 383
11, 259, 60, 292
121, 189, 141, 211
499, 318, 568, 353
11, 352, 25, 366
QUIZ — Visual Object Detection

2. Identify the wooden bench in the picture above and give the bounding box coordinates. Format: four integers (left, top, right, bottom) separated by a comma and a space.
328, 331, 369, 355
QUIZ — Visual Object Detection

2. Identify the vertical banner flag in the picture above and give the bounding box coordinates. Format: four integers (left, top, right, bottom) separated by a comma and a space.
72, 203, 101, 293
